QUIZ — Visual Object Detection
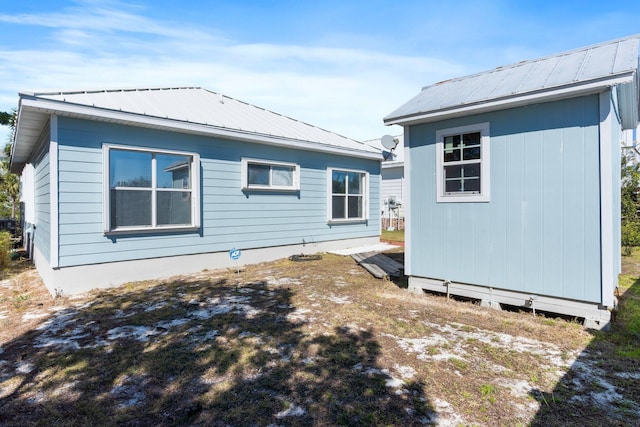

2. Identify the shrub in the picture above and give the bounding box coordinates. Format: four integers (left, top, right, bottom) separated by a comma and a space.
0, 231, 12, 270
622, 153, 640, 256
622, 222, 640, 256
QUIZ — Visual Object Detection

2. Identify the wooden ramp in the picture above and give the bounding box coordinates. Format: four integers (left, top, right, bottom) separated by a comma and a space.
351, 251, 403, 279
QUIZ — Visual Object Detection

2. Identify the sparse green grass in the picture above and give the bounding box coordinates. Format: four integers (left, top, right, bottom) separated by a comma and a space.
449, 357, 468, 371
479, 384, 498, 403
533, 247, 640, 426
381, 229, 404, 243
12, 293, 29, 309
610, 273, 640, 359
0, 247, 639, 426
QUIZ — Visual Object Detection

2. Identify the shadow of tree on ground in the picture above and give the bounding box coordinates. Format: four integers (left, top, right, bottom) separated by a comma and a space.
529, 277, 640, 426
0, 274, 434, 426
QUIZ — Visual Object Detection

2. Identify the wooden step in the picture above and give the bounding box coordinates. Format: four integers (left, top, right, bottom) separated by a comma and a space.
351, 251, 403, 279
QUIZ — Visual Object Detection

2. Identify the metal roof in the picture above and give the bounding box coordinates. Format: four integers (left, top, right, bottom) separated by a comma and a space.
385, 35, 640, 128
11, 87, 380, 173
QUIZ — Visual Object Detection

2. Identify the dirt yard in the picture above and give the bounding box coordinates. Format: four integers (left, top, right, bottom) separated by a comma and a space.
0, 250, 638, 426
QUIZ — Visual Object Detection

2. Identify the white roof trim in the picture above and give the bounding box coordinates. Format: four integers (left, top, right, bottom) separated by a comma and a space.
385, 73, 635, 126
17, 96, 381, 161
382, 160, 403, 168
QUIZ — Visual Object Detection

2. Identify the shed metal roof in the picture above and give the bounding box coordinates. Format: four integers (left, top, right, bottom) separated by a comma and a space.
11, 87, 380, 173
385, 35, 640, 128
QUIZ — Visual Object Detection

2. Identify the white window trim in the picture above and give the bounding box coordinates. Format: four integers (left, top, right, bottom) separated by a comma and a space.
327, 167, 369, 223
103, 144, 201, 234
241, 158, 300, 191
435, 122, 490, 203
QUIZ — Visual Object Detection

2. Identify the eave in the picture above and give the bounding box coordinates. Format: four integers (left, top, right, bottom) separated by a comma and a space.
384, 73, 638, 128
11, 97, 381, 173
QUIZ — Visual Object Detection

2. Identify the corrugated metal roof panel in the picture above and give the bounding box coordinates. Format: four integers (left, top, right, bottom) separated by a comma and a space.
385, 34, 640, 125
29, 87, 379, 155
514, 57, 560, 93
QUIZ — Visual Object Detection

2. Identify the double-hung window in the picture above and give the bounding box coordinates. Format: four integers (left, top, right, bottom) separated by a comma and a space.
328, 168, 368, 221
241, 158, 300, 191
436, 122, 490, 202
104, 145, 200, 232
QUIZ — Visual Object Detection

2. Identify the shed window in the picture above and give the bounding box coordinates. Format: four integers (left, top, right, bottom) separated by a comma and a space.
103, 145, 200, 233
436, 123, 490, 202
241, 158, 300, 191
328, 168, 368, 221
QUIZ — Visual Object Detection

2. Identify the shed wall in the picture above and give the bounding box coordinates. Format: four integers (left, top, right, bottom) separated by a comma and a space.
55, 117, 380, 268
407, 95, 602, 303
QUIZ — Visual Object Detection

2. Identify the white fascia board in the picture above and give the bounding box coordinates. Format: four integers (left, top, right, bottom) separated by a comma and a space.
385, 74, 636, 126
19, 98, 381, 160
11, 102, 25, 156
9, 102, 30, 172
381, 161, 404, 169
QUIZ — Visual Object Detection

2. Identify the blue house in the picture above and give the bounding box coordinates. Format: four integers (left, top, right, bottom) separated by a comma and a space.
384, 35, 640, 329
366, 135, 406, 231
10, 87, 381, 295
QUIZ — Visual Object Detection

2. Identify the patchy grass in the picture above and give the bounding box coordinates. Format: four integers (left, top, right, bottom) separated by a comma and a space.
381, 229, 404, 243
613, 274, 640, 358
0, 249, 638, 425
531, 248, 640, 426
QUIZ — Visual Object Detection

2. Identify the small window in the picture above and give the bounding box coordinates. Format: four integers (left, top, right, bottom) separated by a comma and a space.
103, 145, 200, 233
241, 158, 300, 191
328, 168, 368, 221
436, 122, 490, 202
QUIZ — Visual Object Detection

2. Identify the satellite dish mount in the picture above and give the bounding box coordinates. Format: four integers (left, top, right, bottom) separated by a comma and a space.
381, 134, 399, 160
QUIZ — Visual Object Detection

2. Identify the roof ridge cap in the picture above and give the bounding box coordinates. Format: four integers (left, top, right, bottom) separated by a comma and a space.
200, 88, 368, 146
25, 86, 203, 97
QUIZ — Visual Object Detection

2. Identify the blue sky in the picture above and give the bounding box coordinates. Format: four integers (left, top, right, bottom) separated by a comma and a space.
1, 0, 640, 144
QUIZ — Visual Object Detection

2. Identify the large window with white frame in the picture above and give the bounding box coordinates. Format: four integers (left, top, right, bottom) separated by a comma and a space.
241, 158, 300, 191
436, 122, 490, 202
103, 145, 200, 232
328, 168, 368, 221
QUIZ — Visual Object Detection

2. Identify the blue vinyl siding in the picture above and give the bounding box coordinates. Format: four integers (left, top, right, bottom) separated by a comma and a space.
408, 95, 602, 303
33, 141, 51, 264
54, 117, 380, 267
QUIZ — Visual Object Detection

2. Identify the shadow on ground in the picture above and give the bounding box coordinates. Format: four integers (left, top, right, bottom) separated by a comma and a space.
529, 277, 640, 426
382, 251, 408, 289
0, 275, 434, 426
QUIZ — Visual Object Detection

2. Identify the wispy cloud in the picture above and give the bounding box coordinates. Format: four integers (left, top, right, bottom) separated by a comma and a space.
0, 1, 464, 141
0, 2, 206, 39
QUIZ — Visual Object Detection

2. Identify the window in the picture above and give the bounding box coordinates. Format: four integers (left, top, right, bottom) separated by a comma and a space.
436, 122, 490, 202
328, 168, 368, 221
103, 145, 200, 232
241, 158, 300, 191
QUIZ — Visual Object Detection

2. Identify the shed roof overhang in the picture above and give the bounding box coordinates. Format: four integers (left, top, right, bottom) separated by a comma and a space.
617, 73, 640, 130
384, 72, 639, 130
11, 96, 381, 174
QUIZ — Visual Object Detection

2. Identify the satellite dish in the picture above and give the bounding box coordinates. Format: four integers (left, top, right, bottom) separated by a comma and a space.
381, 134, 397, 150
